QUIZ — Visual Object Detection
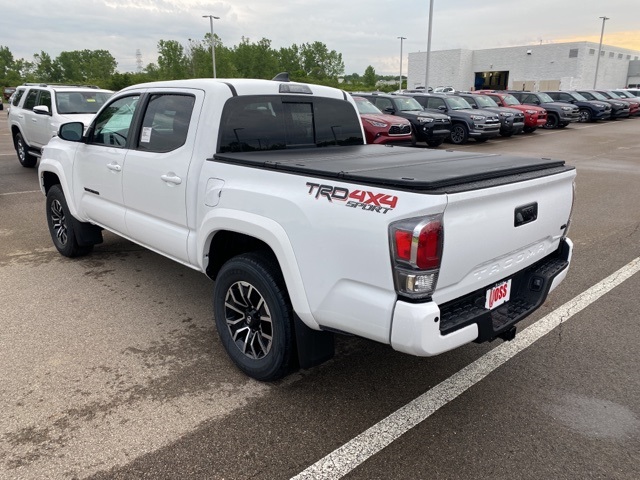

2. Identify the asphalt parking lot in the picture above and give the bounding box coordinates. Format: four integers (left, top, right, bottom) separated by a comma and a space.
1, 115, 639, 480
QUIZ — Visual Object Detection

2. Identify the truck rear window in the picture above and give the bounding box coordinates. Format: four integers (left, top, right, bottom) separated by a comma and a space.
218, 95, 364, 152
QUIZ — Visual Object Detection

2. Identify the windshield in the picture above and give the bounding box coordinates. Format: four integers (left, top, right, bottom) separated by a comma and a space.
445, 96, 472, 110
500, 94, 520, 106
56, 91, 112, 114
473, 96, 498, 108
537, 93, 554, 103
614, 91, 632, 98
571, 92, 588, 101
395, 97, 424, 112
354, 97, 383, 115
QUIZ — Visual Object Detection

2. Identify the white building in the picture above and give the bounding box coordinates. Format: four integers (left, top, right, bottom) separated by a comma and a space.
407, 41, 640, 92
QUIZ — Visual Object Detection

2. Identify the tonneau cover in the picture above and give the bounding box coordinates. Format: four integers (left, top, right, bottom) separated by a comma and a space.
213, 145, 571, 192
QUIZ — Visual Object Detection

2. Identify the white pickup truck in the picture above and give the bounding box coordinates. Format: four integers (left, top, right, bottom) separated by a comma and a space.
38, 76, 575, 380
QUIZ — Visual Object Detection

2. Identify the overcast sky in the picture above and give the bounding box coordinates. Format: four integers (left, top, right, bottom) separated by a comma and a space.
2, 0, 639, 76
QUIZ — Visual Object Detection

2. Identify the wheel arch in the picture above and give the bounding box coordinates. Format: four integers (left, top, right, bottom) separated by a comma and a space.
198, 210, 319, 330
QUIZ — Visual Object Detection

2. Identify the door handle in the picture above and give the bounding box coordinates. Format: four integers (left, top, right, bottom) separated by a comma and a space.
161, 173, 182, 185
107, 163, 122, 172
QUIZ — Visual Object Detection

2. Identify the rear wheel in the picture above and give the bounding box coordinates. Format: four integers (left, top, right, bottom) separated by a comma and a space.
213, 253, 294, 381
46, 185, 93, 257
15, 132, 37, 168
544, 114, 559, 129
449, 124, 468, 145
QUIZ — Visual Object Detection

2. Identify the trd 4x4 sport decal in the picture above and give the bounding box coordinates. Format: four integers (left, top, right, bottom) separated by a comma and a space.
306, 182, 398, 214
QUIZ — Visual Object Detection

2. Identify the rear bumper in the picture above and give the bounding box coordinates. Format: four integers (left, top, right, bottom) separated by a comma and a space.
390, 238, 573, 356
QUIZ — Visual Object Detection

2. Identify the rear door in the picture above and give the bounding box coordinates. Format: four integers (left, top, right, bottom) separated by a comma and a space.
122, 90, 202, 263
22, 89, 50, 148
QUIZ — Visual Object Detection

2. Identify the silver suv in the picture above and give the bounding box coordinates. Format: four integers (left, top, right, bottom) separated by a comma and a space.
7, 84, 113, 167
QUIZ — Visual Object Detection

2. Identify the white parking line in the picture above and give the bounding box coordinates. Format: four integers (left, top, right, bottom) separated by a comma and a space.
291, 257, 640, 480
0, 190, 41, 196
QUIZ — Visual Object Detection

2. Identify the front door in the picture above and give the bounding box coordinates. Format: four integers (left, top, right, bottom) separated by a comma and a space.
73, 94, 142, 235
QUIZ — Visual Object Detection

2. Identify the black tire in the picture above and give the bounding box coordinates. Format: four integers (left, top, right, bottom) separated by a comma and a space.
15, 132, 37, 168
500, 131, 514, 138
523, 126, 537, 133
578, 109, 593, 123
426, 138, 444, 148
558, 123, 568, 128
213, 253, 294, 381
410, 131, 418, 147
46, 185, 93, 257
543, 114, 559, 129
449, 124, 468, 145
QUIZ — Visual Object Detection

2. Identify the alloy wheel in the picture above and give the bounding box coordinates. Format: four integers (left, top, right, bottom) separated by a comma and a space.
223, 281, 273, 360
50, 199, 68, 246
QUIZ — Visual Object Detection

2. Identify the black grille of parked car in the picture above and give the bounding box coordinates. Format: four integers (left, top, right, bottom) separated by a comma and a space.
389, 124, 411, 135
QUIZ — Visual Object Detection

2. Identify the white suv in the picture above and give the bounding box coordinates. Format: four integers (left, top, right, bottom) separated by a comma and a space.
7, 84, 113, 167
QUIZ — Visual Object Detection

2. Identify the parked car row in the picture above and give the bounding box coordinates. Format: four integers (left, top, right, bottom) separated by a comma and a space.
353, 88, 639, 148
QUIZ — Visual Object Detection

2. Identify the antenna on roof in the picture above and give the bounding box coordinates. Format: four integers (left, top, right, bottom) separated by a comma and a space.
272, 72, 290, 82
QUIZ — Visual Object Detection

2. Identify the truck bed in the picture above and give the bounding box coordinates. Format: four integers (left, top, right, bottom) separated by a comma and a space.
213, 145, 573, 193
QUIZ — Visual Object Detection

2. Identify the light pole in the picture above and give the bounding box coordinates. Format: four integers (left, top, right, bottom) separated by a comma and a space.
425, 0, 434, 90
593, 16, 609, 88
203, 15, 220, 78
397, 36, 406, 91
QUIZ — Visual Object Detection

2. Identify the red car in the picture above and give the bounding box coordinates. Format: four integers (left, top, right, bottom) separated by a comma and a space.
353, 96, 412, 144
475, 90, 547, 133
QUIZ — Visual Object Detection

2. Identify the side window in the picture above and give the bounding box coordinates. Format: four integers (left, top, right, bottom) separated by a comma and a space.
138, 94, 195, 153
12, 88, 26, 106
23, 90, 40, 110
89, 95, 140, 148
427, 98, 445, 110
559, 93, 571, 102
38, 90, 52, 111
375, 98, 393, 111
488, 95, 502, 106
465, 97, 477, 108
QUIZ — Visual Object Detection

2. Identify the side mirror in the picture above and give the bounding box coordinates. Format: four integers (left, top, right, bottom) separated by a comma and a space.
33, 105, 50, 115
59, 122, 85, 142
438, 105, 447, 112
384, 107, 395, 114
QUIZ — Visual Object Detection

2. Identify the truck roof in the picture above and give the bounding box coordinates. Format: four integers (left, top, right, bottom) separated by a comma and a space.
119, 78, 348, 101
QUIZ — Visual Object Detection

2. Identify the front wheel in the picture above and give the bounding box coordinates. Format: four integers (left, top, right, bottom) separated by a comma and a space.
449, 124, 469, 145
578, 109, 593, 123
544, 114, 559, 129
523, 126, 537, 133
15, 132, 37, 168
213, 253, 294, 381
46, 185, 93, 257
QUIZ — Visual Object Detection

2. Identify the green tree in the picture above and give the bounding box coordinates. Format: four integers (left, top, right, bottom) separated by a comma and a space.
363, 65, 376, 88
33, 51, 62, 82
232, 37, 279, 79
299, 41, 344, 81
157, 40, 189, 80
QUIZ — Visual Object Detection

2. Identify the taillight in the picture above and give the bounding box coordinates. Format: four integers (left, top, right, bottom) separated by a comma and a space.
389, 215, 444, 299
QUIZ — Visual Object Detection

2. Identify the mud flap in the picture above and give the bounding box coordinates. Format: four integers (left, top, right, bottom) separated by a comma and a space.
294, 314, 335, 369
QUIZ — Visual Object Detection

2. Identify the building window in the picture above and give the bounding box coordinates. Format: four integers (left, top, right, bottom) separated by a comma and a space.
636, 56, 639, 61
589, 49, 595, 55
618, 53, 623, 59
627, 55, 631, 60
609, 52, 614, 58
569, 49, 578, 58
600, 51, 605, 56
